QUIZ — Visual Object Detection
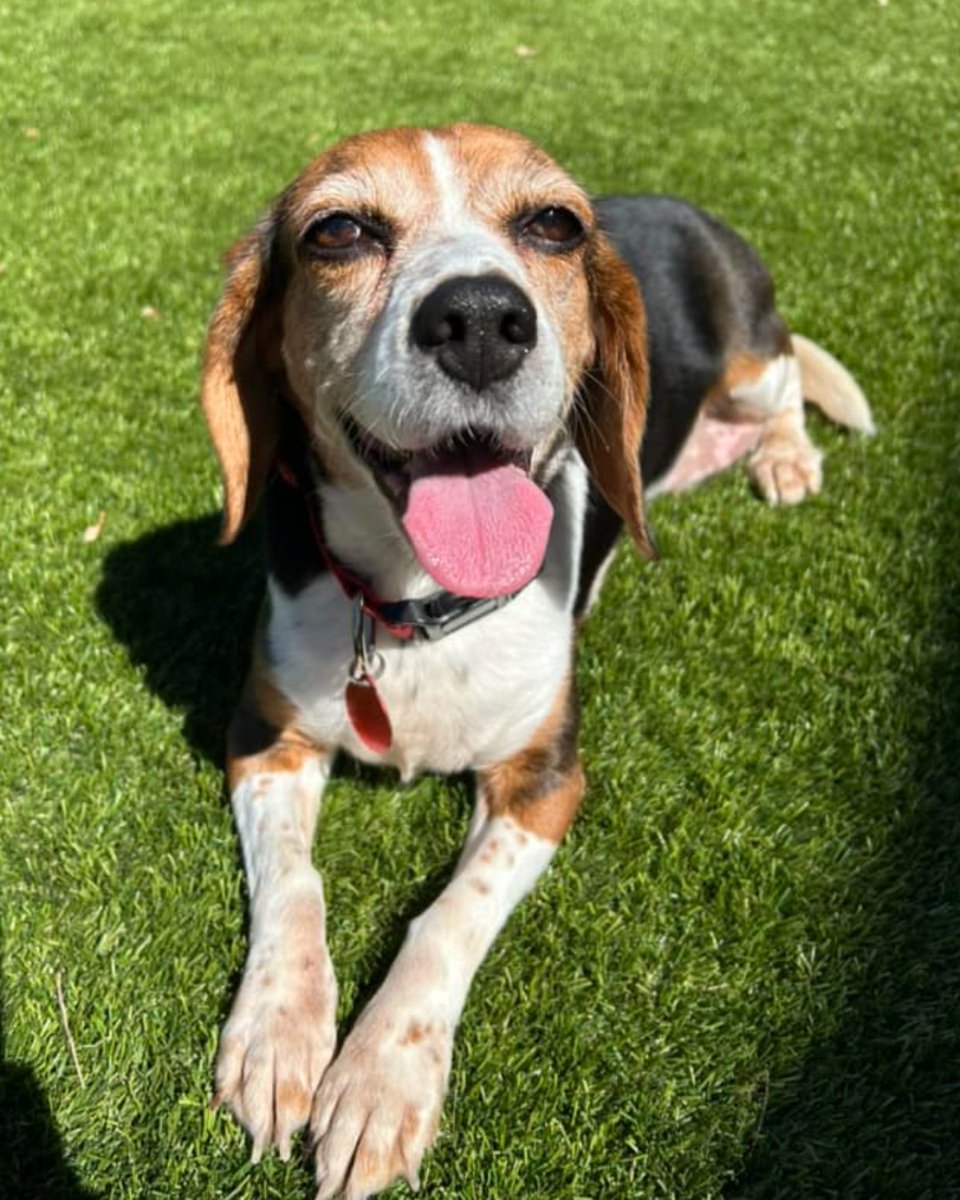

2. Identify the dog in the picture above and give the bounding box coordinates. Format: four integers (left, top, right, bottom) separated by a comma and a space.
200, 123, 872, 1199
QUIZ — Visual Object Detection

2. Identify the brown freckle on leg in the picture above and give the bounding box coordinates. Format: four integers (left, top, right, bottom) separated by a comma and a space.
470, 878, 491, 895
352, 1145, 380, 1182
260, 974, 274, 988
401, 1021, 425, 1046
301, 954, 316, 971
516, 831, 529, 845
401, 1108, 420, 1139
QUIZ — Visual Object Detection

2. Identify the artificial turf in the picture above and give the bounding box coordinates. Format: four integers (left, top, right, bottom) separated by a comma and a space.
1, 1, 958, 1197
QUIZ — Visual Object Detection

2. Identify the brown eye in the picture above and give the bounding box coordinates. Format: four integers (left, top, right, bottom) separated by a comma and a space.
303, 212, 388, 259
520, 206, 585, 251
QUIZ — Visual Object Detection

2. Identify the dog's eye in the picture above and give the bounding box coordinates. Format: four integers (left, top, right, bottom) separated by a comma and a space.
519, 206, 585, 251
303, 212, 387, 259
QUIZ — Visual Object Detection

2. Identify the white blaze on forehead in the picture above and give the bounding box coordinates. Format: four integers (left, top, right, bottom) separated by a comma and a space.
417, 131, 526, 285
423, 132, 468, 229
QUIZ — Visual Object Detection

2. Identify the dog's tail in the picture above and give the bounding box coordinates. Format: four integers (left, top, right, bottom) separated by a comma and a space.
792, 333, 876, 434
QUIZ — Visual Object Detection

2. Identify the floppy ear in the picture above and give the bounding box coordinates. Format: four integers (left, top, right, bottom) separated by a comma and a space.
575, 232, 656, 560
200, 214, 286, 544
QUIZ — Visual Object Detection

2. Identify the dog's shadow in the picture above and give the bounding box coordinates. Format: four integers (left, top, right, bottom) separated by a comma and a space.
0, 1058, 102, 1200
0, 521, 240, 1197
0, 944, 102, 1199
96, 513, 264, 765
95, 509, 470, 1016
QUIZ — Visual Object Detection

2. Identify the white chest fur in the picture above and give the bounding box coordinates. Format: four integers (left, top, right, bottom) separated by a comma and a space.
264, 452, 587, 779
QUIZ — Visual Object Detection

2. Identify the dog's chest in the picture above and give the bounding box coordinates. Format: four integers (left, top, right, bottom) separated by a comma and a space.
265, 576, 572, 778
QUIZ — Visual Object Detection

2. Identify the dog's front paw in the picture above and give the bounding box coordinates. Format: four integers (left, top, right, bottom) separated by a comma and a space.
749, 431, 823, 505
214, 913, 338, 1161
310, 1010, 453, 1199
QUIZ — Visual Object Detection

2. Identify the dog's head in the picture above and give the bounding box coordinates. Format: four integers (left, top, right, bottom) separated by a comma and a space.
202, 124, 653, 596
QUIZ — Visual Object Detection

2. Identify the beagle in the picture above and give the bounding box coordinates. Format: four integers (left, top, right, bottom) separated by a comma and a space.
201, 124, 871, 1199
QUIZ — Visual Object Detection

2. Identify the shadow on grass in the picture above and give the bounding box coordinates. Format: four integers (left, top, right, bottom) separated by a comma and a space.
0, 516, 246, 1200
0, 956, 102, 1198
0, 520, 252, 1197
95, 513, 264, 766
94, 511, 471, 1009
728, 531, 960, 1192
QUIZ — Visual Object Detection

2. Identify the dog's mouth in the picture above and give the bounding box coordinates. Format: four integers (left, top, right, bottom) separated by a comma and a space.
340, 415, 555, 598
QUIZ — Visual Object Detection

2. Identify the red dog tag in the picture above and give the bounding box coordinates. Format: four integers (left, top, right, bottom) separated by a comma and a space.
346, 673, 392, 754
346, 596, 393, 754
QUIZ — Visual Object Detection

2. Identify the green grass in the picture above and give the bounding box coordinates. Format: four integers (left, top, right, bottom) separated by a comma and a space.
1, 0, 958, 1196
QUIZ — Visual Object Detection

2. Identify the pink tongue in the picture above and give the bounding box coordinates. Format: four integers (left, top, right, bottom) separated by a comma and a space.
402, 450, 554, 598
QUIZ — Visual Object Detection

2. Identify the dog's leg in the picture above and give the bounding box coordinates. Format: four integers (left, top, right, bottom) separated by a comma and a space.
736, 353, 823, 505
650, 353, 823, 505
213, 686, 337, 1163
310, 680, 583, 1200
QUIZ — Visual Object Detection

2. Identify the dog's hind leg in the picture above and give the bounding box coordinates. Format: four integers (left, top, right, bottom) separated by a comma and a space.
727, 351, 825, 506
212, 668, 337, 1164
650, 351, 823, 505
737, 337, 874, 503
651, 340, 873, 506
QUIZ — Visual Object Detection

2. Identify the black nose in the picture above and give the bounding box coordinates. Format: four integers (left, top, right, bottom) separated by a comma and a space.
411, 274, 538, 392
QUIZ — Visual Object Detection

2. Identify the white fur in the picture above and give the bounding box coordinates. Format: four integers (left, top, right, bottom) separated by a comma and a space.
267, 452, 586, 781
728, 353, 802, 419
647, 354, 813, 500
423, 132, 473, 231
215, 756, 338, 1162
792, 333, 875, 433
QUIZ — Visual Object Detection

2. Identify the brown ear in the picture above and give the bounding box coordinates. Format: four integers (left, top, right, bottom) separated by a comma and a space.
200, 215, 285, 544
576, 232, 656, 560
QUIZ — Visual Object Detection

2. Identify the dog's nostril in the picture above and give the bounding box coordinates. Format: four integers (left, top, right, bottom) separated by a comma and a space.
445, 313, 467, 343
418, 313, 463, 348
501, 309, 536, 346
412, 274, 538, 392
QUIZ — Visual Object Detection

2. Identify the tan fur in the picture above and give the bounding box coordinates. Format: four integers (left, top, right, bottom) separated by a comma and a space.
706, 351, 770, 419
284, 126, 437, 234
481, 677, 585, 843
226, 736, 318, 791
201, 226, 287, 544
792, 332, 875, 433
226, 646, 324, 789
576, 233, 656, 559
